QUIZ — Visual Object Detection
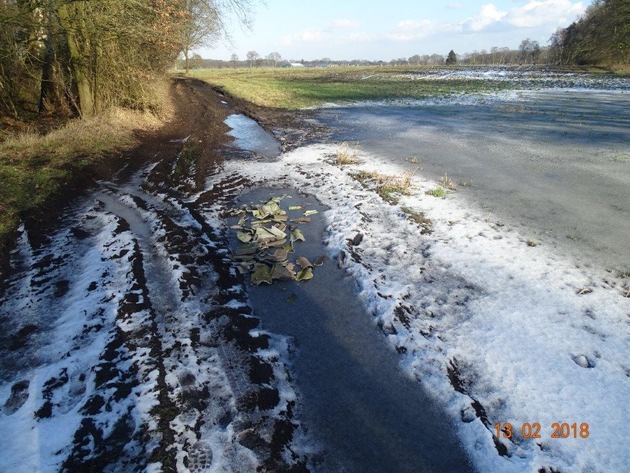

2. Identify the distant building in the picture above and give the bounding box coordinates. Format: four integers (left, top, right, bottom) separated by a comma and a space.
286, 62, 305, 68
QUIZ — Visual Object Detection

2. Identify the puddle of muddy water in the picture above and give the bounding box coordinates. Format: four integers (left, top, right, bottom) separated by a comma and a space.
224, 114, 281, 159
230, 188, 474, 473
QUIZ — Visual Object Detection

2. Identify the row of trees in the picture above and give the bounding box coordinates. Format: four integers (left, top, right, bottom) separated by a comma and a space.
181, 40, 550, 70
241, 51, 282, 67
180, 51, 285, 69
409, 40, 546, 66
457, 40, 545, 65
548, 0, 629, 65
0, 0, 252, 119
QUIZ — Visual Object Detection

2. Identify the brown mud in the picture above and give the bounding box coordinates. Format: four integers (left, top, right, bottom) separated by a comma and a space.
0, 76, 318, 283
0, 77, 313, 472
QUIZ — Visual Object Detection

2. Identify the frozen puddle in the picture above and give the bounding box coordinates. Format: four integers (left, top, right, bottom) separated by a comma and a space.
224, 114, 281, 158
314, 90, 630, 270
230, 188, 474, 473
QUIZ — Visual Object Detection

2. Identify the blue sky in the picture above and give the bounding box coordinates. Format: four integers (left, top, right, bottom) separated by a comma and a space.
198, 0, 592, 61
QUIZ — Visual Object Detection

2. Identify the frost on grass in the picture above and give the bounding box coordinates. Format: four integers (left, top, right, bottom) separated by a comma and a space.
208, 141, 630, 473
333, 142, 359, 165
351, 169, 414, 205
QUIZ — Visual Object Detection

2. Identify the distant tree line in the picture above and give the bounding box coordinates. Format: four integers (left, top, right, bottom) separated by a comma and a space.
548, 0, 630, 65
0, 0, 253, 119
181, 42, 553, 70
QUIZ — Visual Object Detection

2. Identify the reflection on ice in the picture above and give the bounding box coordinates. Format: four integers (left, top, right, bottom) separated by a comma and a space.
224, 114, 281, 158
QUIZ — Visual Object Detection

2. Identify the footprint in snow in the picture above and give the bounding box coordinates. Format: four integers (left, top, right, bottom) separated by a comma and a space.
573, 354, 595, 368
187, 440, 213, 472
3, 380, 30, 415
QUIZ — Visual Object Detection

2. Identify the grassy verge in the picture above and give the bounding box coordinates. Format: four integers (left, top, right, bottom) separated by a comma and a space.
191, 66, 510, 109
0, 82, 170, 253
351, 170, 414, 205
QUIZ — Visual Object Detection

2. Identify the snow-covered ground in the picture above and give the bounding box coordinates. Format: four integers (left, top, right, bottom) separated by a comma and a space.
313, 88, 630, 274
385, 66, 630, 90
0, 163, 310, 472
205, 142, 630, 473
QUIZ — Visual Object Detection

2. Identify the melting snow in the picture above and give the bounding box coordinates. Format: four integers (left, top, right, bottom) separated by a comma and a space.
207, 142, 630, 473
0, 164, 309, 472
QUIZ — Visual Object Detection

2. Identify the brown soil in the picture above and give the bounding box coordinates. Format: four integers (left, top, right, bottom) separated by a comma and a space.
0, 76, 321, 470
100, 77, 236, 184
206, 82, 330, 153
0, 77, 285, 280
0, 74, 322, 285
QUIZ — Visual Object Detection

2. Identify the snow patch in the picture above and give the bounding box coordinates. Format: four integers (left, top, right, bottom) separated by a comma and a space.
210, 142, 630, 473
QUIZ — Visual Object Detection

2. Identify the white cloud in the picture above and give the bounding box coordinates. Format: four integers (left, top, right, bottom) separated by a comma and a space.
281, 19, 361, 46
387, 19, 454, 42
281, 29, 328, 45
348, 32, 376, 43
461, 0, 586, 33
330, 19, 360, 29
299, 30, 327, 42
505, 0, 585, 28
462, 0, 585, 33
277, 0, 586, 56
462, 4, 507, 32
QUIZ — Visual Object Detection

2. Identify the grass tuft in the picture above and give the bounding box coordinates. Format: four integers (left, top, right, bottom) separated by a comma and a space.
401, 206, 432, 234
352, 170, 414, 204
439, 173, 458, 190
335, 142, 359, 165
426, 186, 447, 198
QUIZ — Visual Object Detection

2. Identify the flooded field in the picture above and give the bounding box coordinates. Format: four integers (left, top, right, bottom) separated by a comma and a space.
315, 88, 630, 271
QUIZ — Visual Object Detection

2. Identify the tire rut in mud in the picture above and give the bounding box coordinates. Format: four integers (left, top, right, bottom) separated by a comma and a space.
0, 81, 308, 472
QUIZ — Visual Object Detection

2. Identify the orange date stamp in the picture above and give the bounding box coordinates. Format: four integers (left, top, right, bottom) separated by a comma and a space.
494, 422, 590, 439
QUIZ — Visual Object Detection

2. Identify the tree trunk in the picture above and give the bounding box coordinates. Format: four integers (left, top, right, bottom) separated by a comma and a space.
38, 29, 57, 114
38, 7, 73, 116
57, 2, 94, 117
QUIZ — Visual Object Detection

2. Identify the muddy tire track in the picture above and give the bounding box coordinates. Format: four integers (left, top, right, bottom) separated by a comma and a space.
0, 81, 309, 472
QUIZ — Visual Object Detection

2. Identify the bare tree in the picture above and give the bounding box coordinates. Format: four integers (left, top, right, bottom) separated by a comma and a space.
531, 42, 541, 64
408, 54, 422, 65
179, 0, 256, 74
180, 0, 220, 74
499, 47, 510, 64
389, 57, 407, 66
518, 38, 541, 64
490, 46, 498, 65
429, 54, 445, 65
246, 50, 259, 67
266, 51, 282, 67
